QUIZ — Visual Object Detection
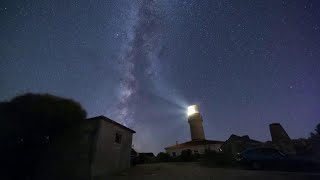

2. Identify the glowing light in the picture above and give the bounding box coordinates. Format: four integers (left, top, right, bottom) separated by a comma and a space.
187, 105, 199, 116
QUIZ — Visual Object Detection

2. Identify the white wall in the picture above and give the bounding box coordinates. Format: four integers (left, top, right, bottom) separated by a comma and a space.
92, 119, 133, 177
166, 143, 222, 156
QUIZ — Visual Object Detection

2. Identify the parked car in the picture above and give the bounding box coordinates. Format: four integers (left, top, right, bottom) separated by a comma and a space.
236, 147, 318, 171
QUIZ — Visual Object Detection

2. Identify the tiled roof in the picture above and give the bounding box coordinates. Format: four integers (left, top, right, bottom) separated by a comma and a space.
87, 115, 136, 133
165, 139, 224, 150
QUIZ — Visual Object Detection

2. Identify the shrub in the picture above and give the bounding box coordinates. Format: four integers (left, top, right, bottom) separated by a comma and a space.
203, 151, 235, 167
180, 149, 195, 162
156, 152, 171, 162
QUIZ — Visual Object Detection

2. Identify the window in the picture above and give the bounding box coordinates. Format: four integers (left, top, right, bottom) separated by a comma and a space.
172, 152, 176, 157
115, 132, 122, 144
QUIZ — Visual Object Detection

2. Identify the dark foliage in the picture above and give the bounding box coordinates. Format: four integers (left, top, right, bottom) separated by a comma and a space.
137, 153, 156, 164
180, 149, 195, 162
156, 151, 201, 163
156, 152, 171, 162
203, 151, 235, 167
310, 123, 320, 138
0, 93, 87, 179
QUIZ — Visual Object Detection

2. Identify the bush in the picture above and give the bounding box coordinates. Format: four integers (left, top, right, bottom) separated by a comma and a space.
156, 152, 171, 162
156, 150, 201, 163
203, 151, 235, 167
180, 149, 195, 162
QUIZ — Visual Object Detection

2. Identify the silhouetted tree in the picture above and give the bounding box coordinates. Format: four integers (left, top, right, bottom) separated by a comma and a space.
310, 123, 320, 138
0, 93, 87, 179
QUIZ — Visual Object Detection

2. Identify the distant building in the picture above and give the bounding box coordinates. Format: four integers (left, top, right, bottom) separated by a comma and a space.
164, 105, 223, 156
220, 124, 300, 156
137, 152, 156, 163
36, 115, 135, 179
138, 152, 155, 158
219, 134, 262, 155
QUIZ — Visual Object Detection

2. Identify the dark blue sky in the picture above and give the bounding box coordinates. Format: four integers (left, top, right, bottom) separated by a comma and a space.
1, 0, 320, 153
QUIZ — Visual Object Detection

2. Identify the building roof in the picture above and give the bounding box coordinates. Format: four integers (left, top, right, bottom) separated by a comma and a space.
87, 115, 136, 133
165, 139, 224, 150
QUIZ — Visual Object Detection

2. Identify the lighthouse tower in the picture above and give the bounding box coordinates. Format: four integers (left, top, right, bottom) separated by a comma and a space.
187, 105, 205, 141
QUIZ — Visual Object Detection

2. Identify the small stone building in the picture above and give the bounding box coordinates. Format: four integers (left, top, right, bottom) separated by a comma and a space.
219, 134, 262, 156
35, 115, 135, 180
89, 116, 135, 177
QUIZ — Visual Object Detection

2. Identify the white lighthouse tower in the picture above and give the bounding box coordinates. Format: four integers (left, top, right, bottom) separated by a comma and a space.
164, 104, 223, 156
187, 105, 205, 141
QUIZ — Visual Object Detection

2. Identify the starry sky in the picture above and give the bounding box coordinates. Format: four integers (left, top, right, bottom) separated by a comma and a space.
1, 0, 320, 154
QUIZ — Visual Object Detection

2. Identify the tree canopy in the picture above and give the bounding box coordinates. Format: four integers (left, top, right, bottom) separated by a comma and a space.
0, 93, 87, 179
310, 123, 320, 138
1, 93, 86, 141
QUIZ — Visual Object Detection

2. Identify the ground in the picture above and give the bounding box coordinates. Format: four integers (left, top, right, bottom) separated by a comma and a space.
110, 162, 320, 180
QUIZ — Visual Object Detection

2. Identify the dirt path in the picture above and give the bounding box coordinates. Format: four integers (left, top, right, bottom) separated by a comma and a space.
109, 162, 320, 180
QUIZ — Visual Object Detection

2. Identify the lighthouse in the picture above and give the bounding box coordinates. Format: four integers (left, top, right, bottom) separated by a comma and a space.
187, 105, 205, 141
164, 104, 223, 156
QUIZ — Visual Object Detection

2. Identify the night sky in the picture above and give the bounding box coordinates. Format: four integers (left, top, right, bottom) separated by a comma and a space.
1, 0, 320, 153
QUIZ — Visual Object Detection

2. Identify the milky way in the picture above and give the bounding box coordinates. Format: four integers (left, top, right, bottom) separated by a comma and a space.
113, 1, 162, 125
112, 1, 184, 126
110, 0, 193, 151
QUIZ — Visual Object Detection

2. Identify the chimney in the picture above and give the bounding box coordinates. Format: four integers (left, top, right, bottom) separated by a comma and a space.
176, 141, 178, 145
269, 123, 291, 143
269, 123, 296, 154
